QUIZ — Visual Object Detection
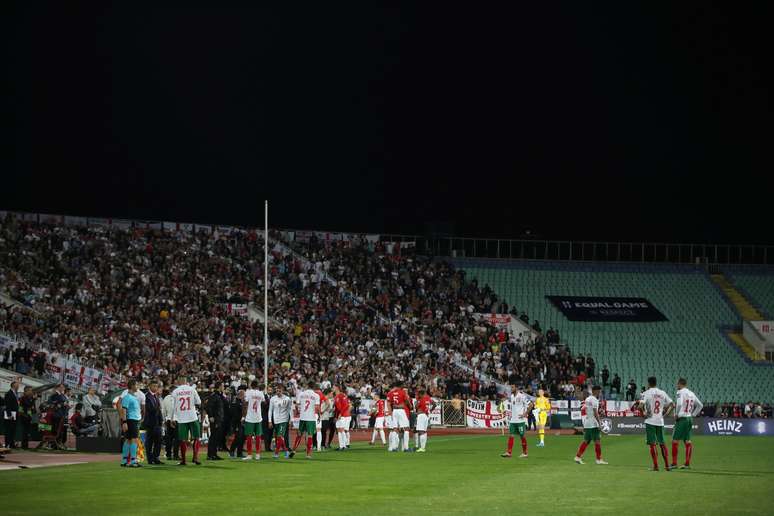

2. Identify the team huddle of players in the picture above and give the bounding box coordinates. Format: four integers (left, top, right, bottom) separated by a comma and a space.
161, 378, 435, 465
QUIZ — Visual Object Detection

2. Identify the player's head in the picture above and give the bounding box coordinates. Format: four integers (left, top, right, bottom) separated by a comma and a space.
647, 376, 657, 388
372, 392, 380, 400
274, 383, 284, 394
538, 388, 544, 397
417, 387, 426, 396
127, 379, 137, 392
308, 379, 317, 390
177, 375, 187, 387
677, 378, 687, 389
250, 380, 259, 389
592, 385, 602, 395
391, 381, 401, 389
511, 384, 519, 394
75, 403, 83, 412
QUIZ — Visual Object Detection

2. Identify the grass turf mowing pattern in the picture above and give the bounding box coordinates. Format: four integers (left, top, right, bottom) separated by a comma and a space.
2, 435, 773, 515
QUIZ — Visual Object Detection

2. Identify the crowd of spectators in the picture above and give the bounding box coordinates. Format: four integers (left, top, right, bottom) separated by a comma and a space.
0, 215, 770, 420
0, 216, 604, 401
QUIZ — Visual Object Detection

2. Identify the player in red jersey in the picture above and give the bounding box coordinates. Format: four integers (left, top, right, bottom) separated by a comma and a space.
369, 392, 386, 446
386, 382, 412, 452
414, 388, 435, 453
333, 385, 351, 451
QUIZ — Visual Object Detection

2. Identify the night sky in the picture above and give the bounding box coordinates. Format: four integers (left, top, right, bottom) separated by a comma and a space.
4, 3, 772, 243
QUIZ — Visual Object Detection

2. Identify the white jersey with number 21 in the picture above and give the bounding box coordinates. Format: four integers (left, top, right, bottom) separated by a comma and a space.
171, 385, 201, 424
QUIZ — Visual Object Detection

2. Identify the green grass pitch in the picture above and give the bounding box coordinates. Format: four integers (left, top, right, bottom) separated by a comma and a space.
2, 434, 773, 515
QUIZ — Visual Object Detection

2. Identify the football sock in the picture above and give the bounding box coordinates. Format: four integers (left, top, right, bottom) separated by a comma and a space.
371, 429, 377, 443
379, 429, 385, 444
659, 444, 669, 467
420, 434, 427, 450
671, 441, 679, 465
403, 431, 410, 450
346, 431, 351, 446
193, 440, 200, 461
649, 444, 658, 468
180, 441, 187, 462
594, 442, 602, 460
539, 428, 545, 443
576, 441, 589, 457
685, 442, 693, 466
293, 434, 303, 450
246, 436, 253, 456
316, 431, 322, 450
276, 436, 286, 452
338, 433, 345, 449
521, 437, 527, 454
506, 436, 514, 454
121, 442, 129, 464
415, 433, 419, 448
255, 437, 261, 454
306, 436, 313, 454
389, 432, 398, 450
130, 443, 138, 463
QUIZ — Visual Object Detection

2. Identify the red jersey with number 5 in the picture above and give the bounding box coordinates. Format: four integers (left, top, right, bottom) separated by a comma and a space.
387, 388, 410, 412
334, 393, 351, 417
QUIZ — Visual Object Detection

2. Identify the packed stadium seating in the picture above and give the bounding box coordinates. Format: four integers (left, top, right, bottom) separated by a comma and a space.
457, 259, 774, 403
0, 216, 577, 399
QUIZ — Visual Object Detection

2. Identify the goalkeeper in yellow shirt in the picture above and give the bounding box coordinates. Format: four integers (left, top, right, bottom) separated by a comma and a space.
534, 389, 551, 447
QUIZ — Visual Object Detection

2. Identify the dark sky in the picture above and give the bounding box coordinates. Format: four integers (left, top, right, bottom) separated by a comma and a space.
4, 3, 772, 243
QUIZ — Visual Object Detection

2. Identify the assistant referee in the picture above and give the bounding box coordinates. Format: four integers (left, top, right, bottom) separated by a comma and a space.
119, 379, 143, 468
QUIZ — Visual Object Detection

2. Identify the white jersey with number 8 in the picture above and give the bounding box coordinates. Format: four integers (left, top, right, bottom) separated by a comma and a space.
171, 385, 201, 424
641, 388, 673, 427
297, 389, 319, 422
244, 389, 265, 423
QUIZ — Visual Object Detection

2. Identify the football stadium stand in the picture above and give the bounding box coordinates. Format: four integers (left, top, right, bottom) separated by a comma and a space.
457, 259, 774, 403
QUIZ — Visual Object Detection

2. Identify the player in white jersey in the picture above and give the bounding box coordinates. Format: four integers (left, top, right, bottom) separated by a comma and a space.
170, 377, 203, 465
574, 385, 608, 465
292, 380, 321, 459
268, 384, 293, 458
671, 378, 703, 469
638, 376, 674, 471
242, 380, 265, 460
501, 385, 533, 458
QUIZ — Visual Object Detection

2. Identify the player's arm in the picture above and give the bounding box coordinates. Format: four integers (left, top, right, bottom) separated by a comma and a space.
170, 393, 177, 427
524, 401, 534, 419
241, 397, 248, 422
594, 403, 603, 427
385, 398, 392, 416
693, 397, 704, 417
118, 398, 127, 432
268, 398, 274, 428
664, 395, 675, 417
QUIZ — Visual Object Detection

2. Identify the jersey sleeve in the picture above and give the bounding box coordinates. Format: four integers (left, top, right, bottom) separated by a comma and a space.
194, 390, 202, 406
692, 396, 704, 416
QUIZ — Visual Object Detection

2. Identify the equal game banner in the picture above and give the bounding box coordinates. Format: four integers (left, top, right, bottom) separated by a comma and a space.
546, 295, 668, 322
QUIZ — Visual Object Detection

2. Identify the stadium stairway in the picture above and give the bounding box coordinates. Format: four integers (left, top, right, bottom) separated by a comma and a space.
709, 273, 767, 361
710, 273, 765, 320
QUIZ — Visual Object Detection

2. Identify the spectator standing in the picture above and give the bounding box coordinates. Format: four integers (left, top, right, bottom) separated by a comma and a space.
144, 381, 164, 464
82, 387, 102, 425
48, 384, 68, 446
19, 386, 36, 449
626, 379, 637, 402
4, 381, 20, 448
611, 374, 621, 396
601, 366, 610, 389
